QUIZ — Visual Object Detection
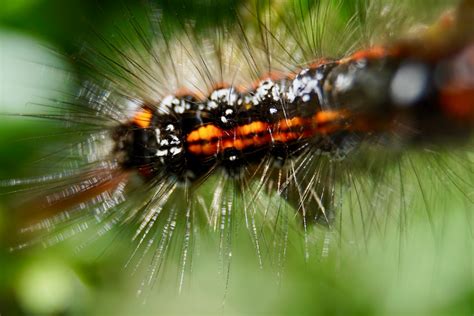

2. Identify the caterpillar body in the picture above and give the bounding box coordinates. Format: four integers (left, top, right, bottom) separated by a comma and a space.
1, 0, 473, 313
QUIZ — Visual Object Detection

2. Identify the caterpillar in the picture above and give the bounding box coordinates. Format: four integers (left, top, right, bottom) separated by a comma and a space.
1, 0, 473, 314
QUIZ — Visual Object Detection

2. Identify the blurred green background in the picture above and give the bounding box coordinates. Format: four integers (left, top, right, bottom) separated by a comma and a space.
1, 0, 473, 315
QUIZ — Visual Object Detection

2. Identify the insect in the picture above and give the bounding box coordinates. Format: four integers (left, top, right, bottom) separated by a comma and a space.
1, 0, 473, 309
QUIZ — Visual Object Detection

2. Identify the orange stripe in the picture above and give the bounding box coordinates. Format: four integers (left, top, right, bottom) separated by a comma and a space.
185, 110, 352, 156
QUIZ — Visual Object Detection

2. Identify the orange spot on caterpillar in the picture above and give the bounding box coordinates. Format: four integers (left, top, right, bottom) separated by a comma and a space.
440, 88, 474, 121
222, 139, 235, 150
188, 144, 202, 155
234, 139, 245, 150
236, 122, 269, 136
211, 82, 231, 91
351, 46, 388, 60
273, 132, 287, 142
278, 117, 304, 131
202, 124, 223, 140
202, 143, 219, 156
187, 124, 223, 143
339, 46, 393, 64
273, 131, 299, 142
308, 58, 334, 69
133, 108, 153, 128
438, 43, 474, 122
314, 110, 348, 124
186, 130, 201, 142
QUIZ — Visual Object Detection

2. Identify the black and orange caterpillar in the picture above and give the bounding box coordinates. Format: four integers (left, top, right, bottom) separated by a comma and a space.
114, 5, 473, 224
